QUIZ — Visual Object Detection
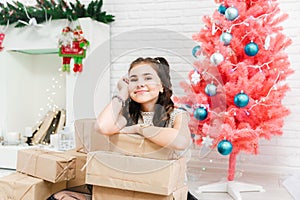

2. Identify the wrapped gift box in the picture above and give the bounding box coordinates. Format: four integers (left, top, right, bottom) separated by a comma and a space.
92, 185, 188, 200
74, 119, 110, 153
0, 172, 66, 200
86, 151, 186, 195
16, 148, 76, 183
65, 149, 87, 188
109, 133, 179, 160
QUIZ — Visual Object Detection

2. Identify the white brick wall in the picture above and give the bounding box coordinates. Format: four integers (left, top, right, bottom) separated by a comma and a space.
98, 0, 300, 174
13, 0, 300, 174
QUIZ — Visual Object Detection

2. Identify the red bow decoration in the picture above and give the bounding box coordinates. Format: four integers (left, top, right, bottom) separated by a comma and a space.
0, 33, 5, 52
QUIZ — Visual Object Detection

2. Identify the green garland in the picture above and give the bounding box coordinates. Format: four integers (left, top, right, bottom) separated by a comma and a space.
0, 0, 115, 27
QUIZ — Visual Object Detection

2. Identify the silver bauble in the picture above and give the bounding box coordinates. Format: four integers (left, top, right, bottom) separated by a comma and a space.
210, 52, 224, 66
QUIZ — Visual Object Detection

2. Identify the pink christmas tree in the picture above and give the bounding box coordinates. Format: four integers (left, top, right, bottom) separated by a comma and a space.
175, 0, 293, 184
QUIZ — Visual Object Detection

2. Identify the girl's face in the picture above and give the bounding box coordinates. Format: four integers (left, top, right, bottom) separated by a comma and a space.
128, 64, 163, 107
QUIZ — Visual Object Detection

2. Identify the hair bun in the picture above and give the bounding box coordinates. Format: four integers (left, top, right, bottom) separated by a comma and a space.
155, 57, 170, 73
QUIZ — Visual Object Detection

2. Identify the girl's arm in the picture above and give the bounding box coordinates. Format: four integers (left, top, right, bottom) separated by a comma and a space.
95, 77, 128, 135
95, 97, 127, 135
141, 112, 191, 150
120, 112, 191, 150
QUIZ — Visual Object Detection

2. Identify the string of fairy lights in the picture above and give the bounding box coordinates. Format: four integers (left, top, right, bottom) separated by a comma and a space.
35, 68, 65, 131
188, 1, 285, 120
179, 0, 292, 160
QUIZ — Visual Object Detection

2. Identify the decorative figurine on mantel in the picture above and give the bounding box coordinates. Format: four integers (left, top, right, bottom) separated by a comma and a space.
58, 25, 90, 73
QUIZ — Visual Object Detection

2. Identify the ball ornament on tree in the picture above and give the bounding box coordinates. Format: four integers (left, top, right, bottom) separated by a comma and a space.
217, 140, 233, 155
210, 52, 224, 66
218, 4, 227, 15
244, 42, 259, 56
194, 106, 208, 121
192, 45, 201, 58
225, 6, 239, 21
220, 32, 232, 45
205, 83, 217, 96
234, 92, 249, 108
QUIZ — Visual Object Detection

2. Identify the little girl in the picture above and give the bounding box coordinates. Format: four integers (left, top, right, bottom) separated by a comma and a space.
96, 57, 198, 200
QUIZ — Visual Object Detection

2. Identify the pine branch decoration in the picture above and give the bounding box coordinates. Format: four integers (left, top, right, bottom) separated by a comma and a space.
0, 0, 114, 27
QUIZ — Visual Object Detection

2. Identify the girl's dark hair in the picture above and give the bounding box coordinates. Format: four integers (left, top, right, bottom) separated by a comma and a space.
122, 57, 174, 127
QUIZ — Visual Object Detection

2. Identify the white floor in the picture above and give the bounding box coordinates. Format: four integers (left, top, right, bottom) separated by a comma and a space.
0, 167, 294, 200
187, 167, 294, 200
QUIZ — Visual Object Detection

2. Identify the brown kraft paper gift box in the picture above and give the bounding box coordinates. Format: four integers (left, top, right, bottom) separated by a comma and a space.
65, 149, 87, 189
109, 133, 180, 160
16, 148, 76, 183
0, 172, 66, 200
85, 151, 186, 195
92, 185, 188, 200
74, 119, 110, 153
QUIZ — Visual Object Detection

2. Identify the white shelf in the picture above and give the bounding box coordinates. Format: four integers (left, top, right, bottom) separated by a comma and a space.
0, 145, 31, 169
0, 18, 110, 134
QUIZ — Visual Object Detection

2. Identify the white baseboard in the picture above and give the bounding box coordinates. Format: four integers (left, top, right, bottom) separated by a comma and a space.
187, 157, 300, 176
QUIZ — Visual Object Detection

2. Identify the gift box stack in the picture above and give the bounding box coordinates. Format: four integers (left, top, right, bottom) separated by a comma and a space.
0, 148, 75, 199
0, 118, 109, 199
85, 120, 188, 200
0, 119, 188, 199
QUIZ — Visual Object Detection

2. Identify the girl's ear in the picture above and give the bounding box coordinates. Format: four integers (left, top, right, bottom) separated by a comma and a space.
160, 87, 164, 93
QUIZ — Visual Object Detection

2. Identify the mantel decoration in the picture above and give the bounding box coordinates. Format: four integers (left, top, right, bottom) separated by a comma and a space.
58, 24, 90, 73
175, 0, 293, 199
0, 0, 115, 27
0, 32, 4, 51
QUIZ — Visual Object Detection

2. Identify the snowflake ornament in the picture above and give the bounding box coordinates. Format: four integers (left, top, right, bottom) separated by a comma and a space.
191, 70, 201, 84
201, 135, 214, 147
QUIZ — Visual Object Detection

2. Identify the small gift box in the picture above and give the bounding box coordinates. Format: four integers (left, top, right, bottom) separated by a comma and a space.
16, 148, 76, 183
0, 172, 66, 200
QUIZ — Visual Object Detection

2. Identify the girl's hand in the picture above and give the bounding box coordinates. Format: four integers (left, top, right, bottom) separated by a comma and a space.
119, 124, 141, 134
117, 76, 129, 99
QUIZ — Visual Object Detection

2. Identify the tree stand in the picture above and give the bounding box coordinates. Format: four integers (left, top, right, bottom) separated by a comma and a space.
196, 180, 264, 200
196, 153, 264, 200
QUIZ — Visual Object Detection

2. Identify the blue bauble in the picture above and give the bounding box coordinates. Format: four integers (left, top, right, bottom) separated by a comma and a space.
217, 140, 233, 155
220, 32, 232, 45
234, 92, 249, 108
205, 83, 217, 96
192, 45, 201, 58
194, 107, 208, 121
218, 4, 227, 15
244, 42, 259, 56
225, 7, 239, 21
